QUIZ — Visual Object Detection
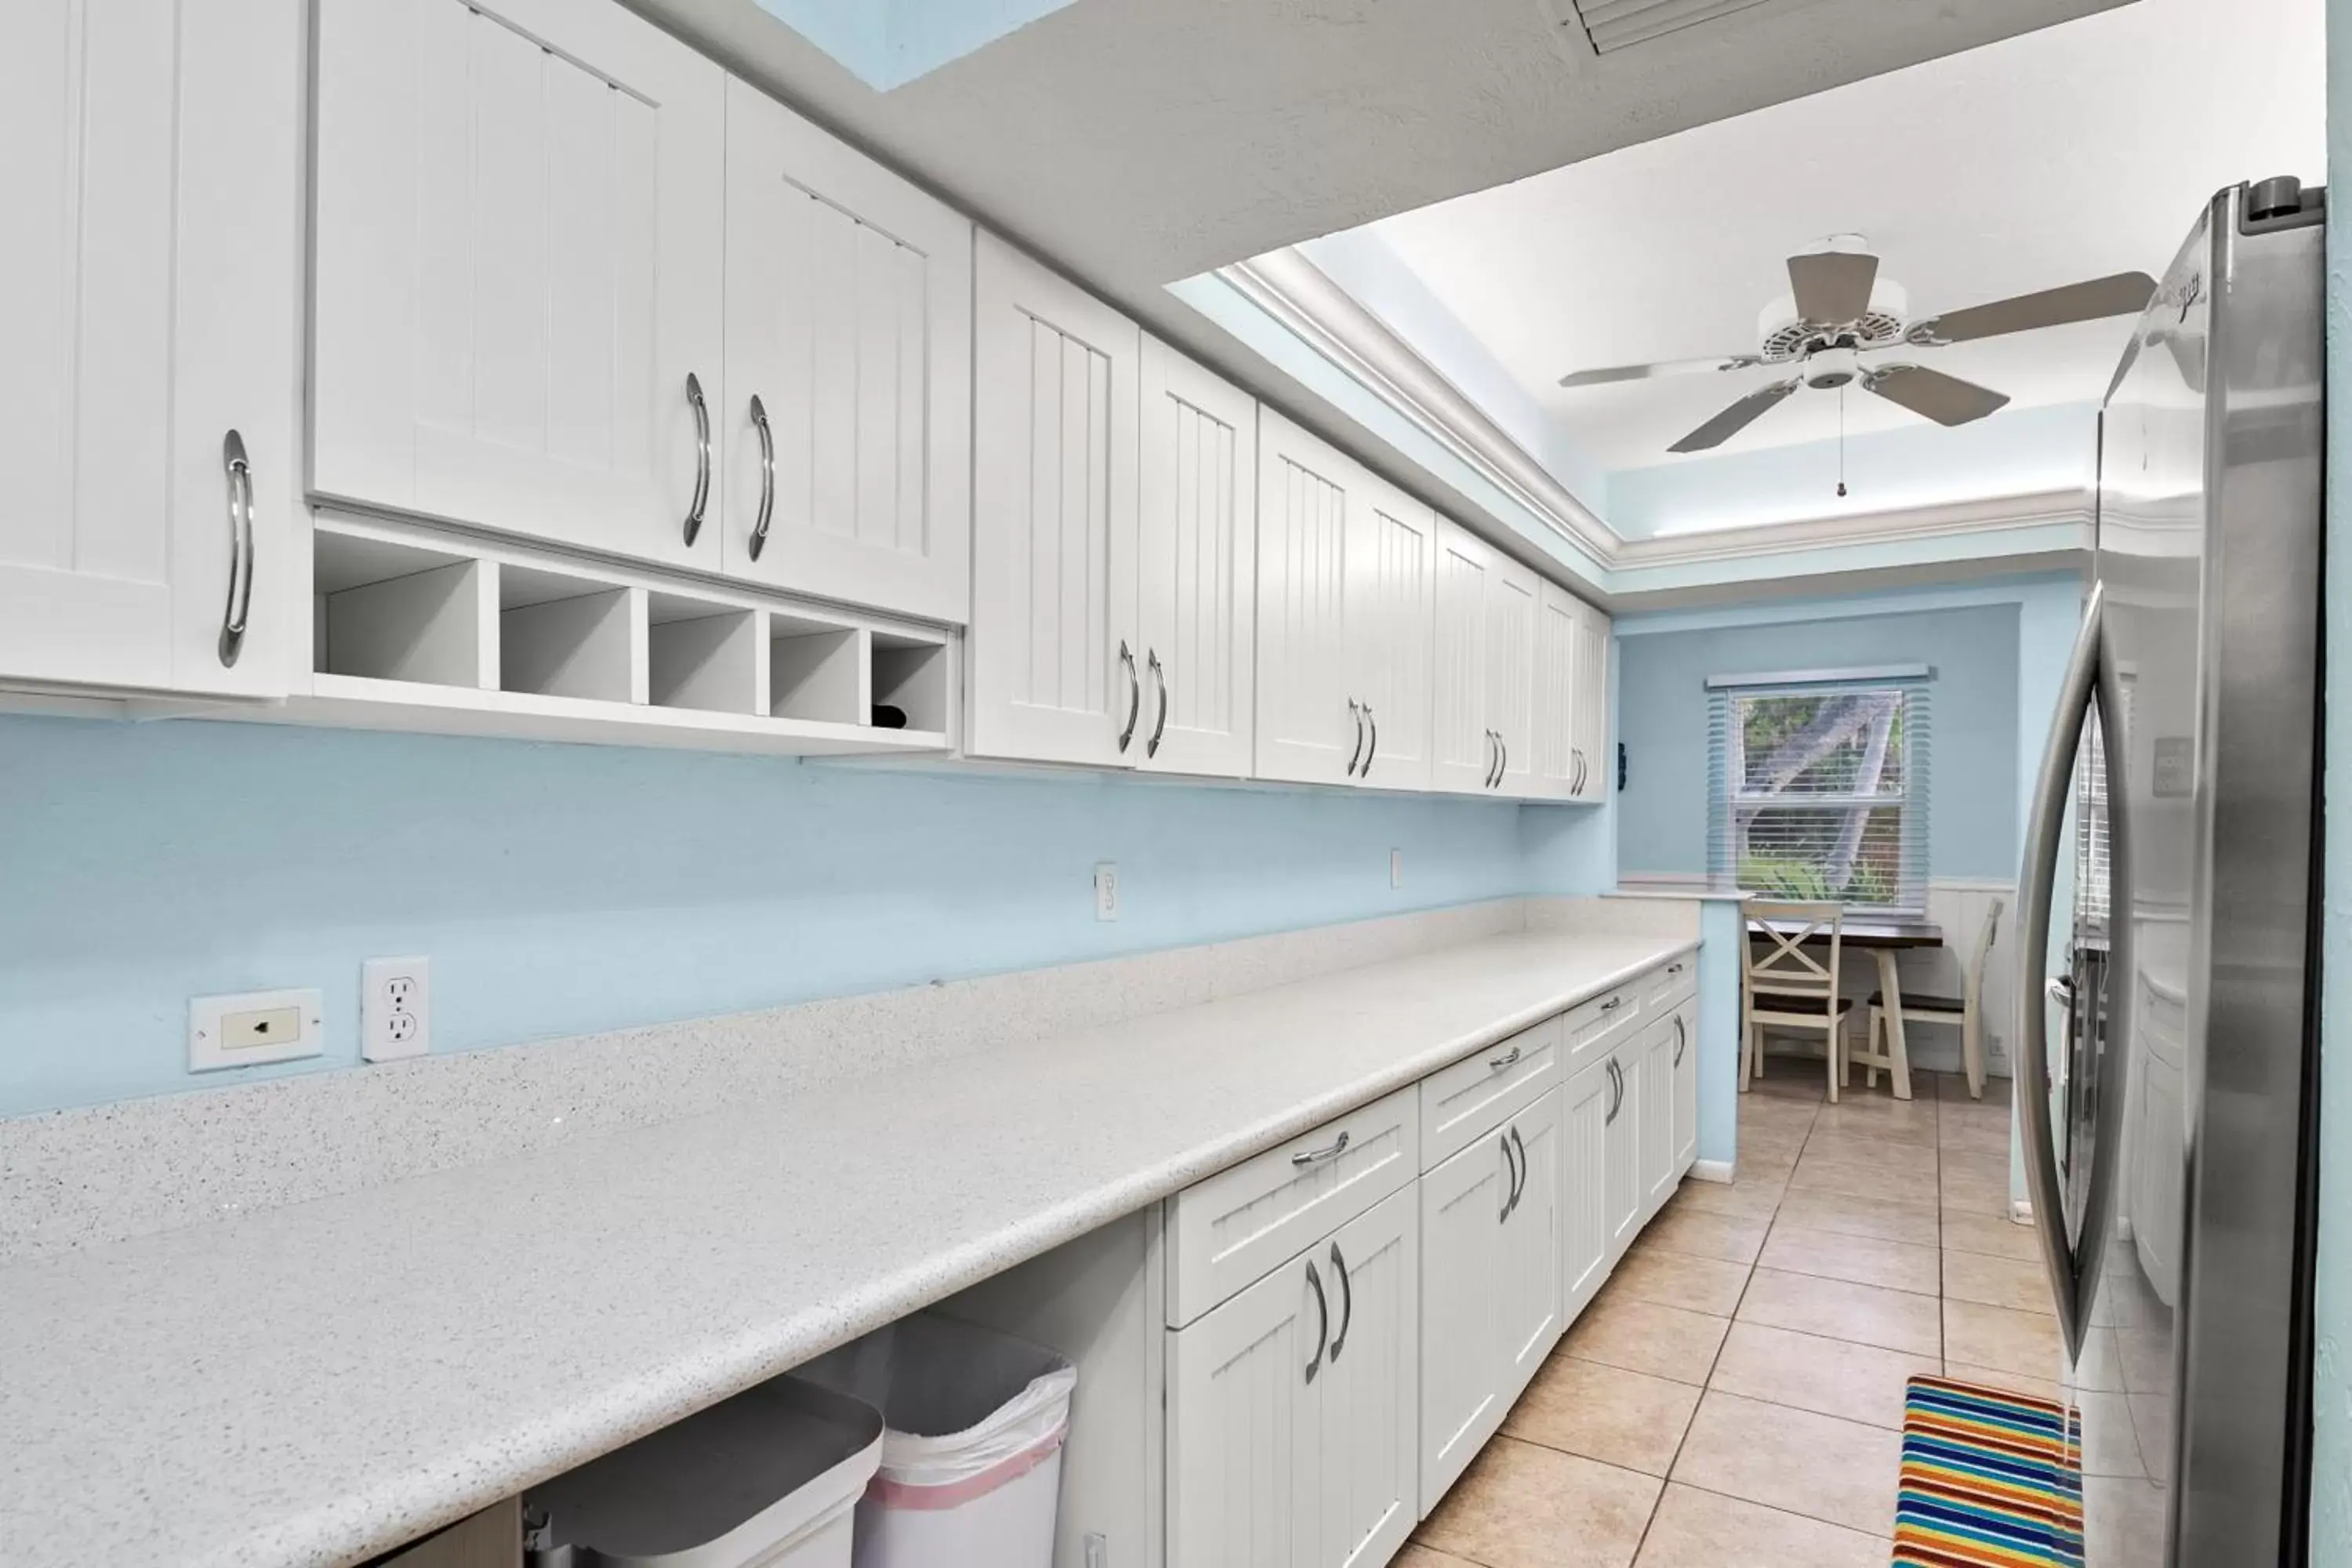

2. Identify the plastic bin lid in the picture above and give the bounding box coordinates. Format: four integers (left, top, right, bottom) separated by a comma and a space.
527, 1376, 883, 1566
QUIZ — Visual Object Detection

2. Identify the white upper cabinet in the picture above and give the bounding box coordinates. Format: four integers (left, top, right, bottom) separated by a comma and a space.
1254, 412, 1359, 786
1487, 555, 1538, 796
721, 79, 971, 622
0, 0, 300, 698
312, 0, 724, 571
1136, 339, 1258, 779
968, 234, 1140, 766
1346, 474, 1436, 793
1571, 598, 1613, 801
1534, 583, 1581, 800
1429, 521, 1492, 795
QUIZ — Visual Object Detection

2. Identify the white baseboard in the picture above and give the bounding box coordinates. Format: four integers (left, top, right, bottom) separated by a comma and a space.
1691, 1159, 1734, 1184
2011, 1199, 2034, 1224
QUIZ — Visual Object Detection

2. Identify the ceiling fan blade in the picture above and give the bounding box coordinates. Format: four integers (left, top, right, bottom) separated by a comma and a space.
1907, 272, 2157, 345
1861, 364, 2010, 426
1559, 354, 1759, 388
1788, 251, 1879, 324
1668, 378, 1801, 453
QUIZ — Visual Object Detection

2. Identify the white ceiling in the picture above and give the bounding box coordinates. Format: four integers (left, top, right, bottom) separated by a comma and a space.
1367, 0, 2325, 475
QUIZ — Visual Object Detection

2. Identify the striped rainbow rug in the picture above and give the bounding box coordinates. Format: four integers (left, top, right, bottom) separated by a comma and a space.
1893, 1375, 2084, 1567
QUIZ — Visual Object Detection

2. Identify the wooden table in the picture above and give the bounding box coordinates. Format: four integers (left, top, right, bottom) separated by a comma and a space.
1749, 918, 1944, 1100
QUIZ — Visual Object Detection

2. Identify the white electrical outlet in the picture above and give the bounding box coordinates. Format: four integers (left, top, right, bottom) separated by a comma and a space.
1094, 862, 1120, 921
362, 956, 433, 1062
1391, 848, 1403, 888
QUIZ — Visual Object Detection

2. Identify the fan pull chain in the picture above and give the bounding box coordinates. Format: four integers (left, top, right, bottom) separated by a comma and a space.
1836, 386, 1848, 498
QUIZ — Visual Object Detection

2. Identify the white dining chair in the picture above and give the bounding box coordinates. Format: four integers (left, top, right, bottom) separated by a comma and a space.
1864, 899, 2002, 1099
1741, 898, 1855, 1103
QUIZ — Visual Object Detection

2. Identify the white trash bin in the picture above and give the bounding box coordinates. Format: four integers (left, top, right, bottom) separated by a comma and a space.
802, 1313, 1076, 1568
522, 1376, 884, 1568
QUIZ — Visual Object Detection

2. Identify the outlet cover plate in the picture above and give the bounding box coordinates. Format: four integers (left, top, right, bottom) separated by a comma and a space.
1094, 862, 1119, 921
362, 956, 434, 1062
190, 988, 325, 1072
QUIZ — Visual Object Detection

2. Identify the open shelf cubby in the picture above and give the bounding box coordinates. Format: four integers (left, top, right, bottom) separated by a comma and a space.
498, 566, 637, 703
648, 594, 760, 716
314, 528, 486, 688
768, 612, 862, 724
871, 630, 949, 735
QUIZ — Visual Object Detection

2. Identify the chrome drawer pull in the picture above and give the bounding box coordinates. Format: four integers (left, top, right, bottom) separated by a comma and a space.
1291, 1130, 1351, 1167
1488, 1044, 1523, 1073
1600, 996, 1623, 1013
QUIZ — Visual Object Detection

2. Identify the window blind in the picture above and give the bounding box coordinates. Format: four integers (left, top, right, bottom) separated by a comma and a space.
1706, 672, 1933, 913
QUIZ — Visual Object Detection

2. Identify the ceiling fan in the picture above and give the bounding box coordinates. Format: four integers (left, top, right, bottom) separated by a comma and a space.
1559, 247, 2158, 455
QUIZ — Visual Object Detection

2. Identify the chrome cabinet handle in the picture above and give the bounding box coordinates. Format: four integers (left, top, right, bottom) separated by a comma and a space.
1327, 1242, 1353, 1363
1291, 1129, 1350, 1167
1672, 1014, 1687, 1067
1488, 1044, 1523, 1073
1512, 1128, 1530, 1218
1605, 1058, 1624, 1123
1360, 704, 1377, 775
1304, 1260, 1329, 1384
1600, 996, 1623, 1013
1498, 1131, 1517, 1221
1116, 641, 1139, 751
1570, 747, 1581, 792
217, 430, 254, 667
746, 394, 775, 561
1145, 650, 1169, 758
1346, 699, 1365, 775
1490, 730, 1504, 788
682, 372, 711, 546
1668, 960, 1686, 976
1498, 735, 1509, 786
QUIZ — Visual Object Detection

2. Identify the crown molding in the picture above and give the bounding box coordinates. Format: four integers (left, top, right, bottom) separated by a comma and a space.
1218, 249, 2094, 582
1612, 486, 2094, 567
1221, 251, 1618, 567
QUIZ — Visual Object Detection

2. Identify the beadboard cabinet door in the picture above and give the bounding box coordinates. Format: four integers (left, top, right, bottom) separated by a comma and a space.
1671, 1001, 1700, 1179
1533, 583, 1582, 800
312, 0, 724, 571
1166, 1247, 1320, 1568
1254, 412, 1359, 786
1347, 474, 1436, 793
1136, 339, 1257, 779
968, 234, 1141, 765
1487, 555, 1539, 797
1639, 1019, 1679, 1221
723, 78, 971, 622
1309, 1188, 1420, 1568
1418, 1133, 1508, 1514
1497, 1088, 1564, 1399
0, 0, 299, 697
1428, 521, 1492, 795
1570, 599, 1613, 801
1561, 1055, 1613, 1326
1605, 1047, 1643, 1262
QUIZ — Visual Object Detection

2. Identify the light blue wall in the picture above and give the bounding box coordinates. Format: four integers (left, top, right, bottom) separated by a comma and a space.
1613, 592, 2038, 882
751, 0, 1080, 89
2309, 0, 2350, 1555
1606, 402, 2098, 539
0, 714, 1591, 1117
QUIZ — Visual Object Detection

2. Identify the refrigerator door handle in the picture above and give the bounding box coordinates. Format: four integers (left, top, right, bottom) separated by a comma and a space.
2015, 581, 2133, 1363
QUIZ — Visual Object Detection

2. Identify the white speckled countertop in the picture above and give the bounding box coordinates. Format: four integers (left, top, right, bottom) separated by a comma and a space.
0, 928, 1692, 1568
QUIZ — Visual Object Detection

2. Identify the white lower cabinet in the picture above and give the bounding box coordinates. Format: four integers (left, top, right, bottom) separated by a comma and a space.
1561, 1056, 1613, 1327
1167, 1185, 1419, 1568
1417, 1090, 1564, 1514
1671, 1000, 1700, 1179
1604, 1044, 1643, 1264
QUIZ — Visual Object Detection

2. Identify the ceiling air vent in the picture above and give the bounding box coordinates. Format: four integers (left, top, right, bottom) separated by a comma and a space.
1560, 0, 1783, 53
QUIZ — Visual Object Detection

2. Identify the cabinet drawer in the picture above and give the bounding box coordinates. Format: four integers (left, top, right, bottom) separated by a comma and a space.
1167, 1086, 1418, 1327
1642, 954, 1698, 1016
1420, 1017, 1560, 1171
1562, 982, 1641, 1079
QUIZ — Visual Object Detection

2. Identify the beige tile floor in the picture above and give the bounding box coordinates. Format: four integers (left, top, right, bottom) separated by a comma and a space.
1407, 1057, 2053, 1568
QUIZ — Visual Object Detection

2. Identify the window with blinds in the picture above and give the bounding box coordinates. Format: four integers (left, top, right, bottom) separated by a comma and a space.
1706, 670, 1932, 913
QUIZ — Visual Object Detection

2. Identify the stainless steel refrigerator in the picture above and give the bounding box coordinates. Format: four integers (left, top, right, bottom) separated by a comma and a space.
2019, 175, 2325, 1565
